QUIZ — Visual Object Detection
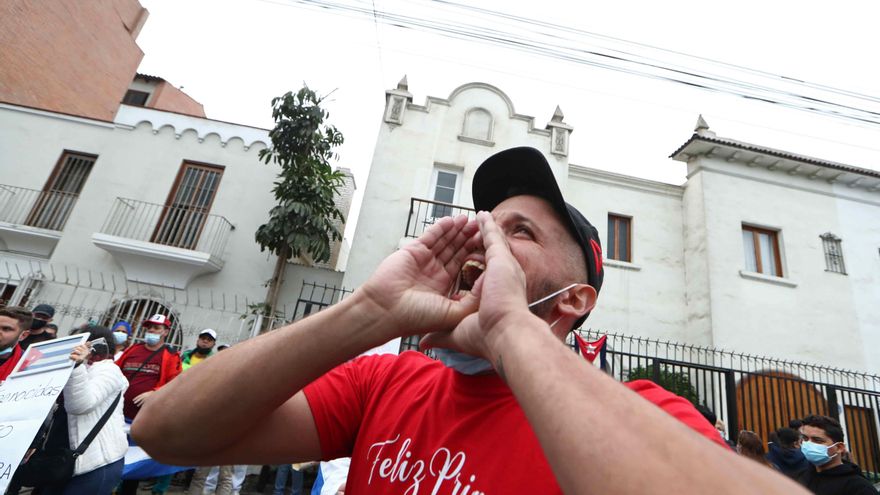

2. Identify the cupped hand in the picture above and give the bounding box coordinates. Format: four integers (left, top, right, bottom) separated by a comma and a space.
420, 211, 542, 358
357, 214, 481, 340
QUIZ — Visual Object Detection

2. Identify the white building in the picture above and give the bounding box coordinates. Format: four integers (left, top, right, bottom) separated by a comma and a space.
0, 2, 357, 349
345, 78, 880, 375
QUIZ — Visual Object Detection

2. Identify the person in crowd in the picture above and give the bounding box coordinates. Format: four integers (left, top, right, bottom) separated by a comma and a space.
133, 147, 806, 494
795, 415, 878, 495
45, 323, 59, 339
273, 463, 304, 495
115, 314, 183, 495
19, 303, 56, 350
181, 329, 217, 370
715, 418, 737, 449
217, 343, 230, 352
737, 430, 776, 469
37, 326, 129, 495
767, 426, 811, 477
113, 321, 133, 360
0, 305, 32, 381
183, 329, 234, 495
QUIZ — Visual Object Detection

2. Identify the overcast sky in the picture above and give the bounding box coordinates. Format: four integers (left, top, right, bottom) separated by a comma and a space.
136, 0, 880, 233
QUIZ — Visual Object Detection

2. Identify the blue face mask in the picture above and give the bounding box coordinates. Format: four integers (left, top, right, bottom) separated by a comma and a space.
113, 332, 129, 345
801, 440, 840, 466
144, 333, 162, 346
434, 284, 577, 375
0, 345, 13, 356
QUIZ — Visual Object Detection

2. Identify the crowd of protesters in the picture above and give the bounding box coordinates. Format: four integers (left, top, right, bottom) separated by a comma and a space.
3, 309, 880, 494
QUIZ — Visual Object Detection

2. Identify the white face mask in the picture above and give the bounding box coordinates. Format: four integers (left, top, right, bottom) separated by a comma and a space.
436, 283, 579, 375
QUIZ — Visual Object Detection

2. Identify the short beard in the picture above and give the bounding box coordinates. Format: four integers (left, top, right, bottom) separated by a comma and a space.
527, 279, 557, 319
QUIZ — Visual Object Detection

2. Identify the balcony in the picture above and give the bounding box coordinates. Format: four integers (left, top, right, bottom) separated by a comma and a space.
0, 185, 79, 258
404, 198, 477, 239
91, 198, 234, 288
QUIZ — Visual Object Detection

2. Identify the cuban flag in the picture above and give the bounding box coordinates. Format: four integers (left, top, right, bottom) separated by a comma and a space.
13, 337, 81, 376
122, 420, 191, 479
574, 334, 608, 371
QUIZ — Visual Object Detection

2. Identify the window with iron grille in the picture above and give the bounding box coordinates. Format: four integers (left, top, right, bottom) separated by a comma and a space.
820, 233, 846, 274
742, 225, 783, 277
607, 214, 632, 262
26, 151, 97, 230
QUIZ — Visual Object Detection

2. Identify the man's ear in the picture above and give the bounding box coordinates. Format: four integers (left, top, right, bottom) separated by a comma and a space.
556, 284, 597, 320
19, 330, 30, 342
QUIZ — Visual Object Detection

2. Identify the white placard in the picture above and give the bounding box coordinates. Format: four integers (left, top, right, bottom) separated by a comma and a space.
0, 334, 87, 491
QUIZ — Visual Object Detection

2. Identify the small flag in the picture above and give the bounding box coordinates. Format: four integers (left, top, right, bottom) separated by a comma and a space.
574, 334, 608, 371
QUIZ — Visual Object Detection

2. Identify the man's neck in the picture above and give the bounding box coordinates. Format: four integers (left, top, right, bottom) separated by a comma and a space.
28, 329, 45, 336
816, 457, 842, 472
145, 342, 164, 352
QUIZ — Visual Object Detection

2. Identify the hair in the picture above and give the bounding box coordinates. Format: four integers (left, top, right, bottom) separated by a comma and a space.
72, 325, 115, 359
801, 415, 844, 443
0, 306, 34, 333
775, 427, 800, 449
696, 405, 717, 426
789, 419, 803, 430
737, 431, 772, 467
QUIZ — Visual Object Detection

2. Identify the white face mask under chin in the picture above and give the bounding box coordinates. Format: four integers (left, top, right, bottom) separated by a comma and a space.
436, 283, 579, 375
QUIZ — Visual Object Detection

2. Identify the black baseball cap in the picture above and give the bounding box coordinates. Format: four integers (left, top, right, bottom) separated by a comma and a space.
472, 147, 604, 327
32, 304, 55, 318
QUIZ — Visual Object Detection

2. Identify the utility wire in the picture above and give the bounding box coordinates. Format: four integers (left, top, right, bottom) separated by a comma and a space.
278, 0, 880, 127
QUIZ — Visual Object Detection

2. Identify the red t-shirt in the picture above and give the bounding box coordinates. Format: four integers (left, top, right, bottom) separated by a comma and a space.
120, 344, 164, 419
304, 352, 729, 494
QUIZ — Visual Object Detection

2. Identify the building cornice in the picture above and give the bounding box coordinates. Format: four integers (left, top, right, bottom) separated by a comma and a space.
113, 105, 269, 151
569, 164, 683, 198
671, 134, 880, 192
0, 102, 116, 128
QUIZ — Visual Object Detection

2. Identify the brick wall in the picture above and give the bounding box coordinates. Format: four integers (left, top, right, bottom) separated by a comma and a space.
0, 0, 148, 121
149, 81, 206, 118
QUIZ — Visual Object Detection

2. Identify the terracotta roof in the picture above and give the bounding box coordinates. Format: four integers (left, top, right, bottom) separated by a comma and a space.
134, 73, 165, 83
670, 134, 880, 181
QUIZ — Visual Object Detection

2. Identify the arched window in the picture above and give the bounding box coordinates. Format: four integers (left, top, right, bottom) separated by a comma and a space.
462, 108, 493, 141
101, 297, 183, 350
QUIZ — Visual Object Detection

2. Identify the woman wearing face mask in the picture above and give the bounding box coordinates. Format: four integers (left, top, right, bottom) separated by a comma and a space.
42, 326, 129, 495
112, 321, 132, 361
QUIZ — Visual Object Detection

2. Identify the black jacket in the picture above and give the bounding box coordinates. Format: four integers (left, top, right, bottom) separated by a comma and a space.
795, 461, 878, 495
766, 442, 811, 477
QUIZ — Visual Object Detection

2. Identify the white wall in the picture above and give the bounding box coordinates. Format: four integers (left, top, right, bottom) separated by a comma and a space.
0, 104, 346, 345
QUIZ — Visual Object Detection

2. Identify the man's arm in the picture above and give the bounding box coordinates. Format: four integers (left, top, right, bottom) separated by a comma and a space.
132, 215, 480, 465
424, 211, 808, 495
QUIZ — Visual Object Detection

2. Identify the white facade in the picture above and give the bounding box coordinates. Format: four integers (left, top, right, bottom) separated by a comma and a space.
0, 102, 355, 347
346, 79, 880, 374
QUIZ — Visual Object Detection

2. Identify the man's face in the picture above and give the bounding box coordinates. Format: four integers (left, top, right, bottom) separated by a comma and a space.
489, 195, 583, 318
800, 425, 843, 459
145, 324, 168, 339
31, 312, 52, 332
196, 335, 215, 350
0, 315, 26, 351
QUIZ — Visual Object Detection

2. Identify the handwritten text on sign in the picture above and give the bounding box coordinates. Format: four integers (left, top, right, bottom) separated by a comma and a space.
0, 334, 87, 491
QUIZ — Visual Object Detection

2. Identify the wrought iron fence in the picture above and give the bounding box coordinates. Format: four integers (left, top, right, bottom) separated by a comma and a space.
576, 330, 880, 481
405, 197, 477, 238
0, 184, 79, 231
100, 197, 234, 258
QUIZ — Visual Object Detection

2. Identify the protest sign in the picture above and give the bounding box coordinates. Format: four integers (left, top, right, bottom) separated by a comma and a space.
0, 334, 87, 491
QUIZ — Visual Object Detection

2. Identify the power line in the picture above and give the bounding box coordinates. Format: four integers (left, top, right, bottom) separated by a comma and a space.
276, 0, 880, 128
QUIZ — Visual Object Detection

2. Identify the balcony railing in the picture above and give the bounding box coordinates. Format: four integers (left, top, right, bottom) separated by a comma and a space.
100, 198, 234, 259
0, 184, 79, 231
404, 197, 477, 238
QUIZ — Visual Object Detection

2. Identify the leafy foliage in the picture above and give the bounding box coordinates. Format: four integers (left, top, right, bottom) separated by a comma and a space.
256, 85, 346, 264
627, 365, 701, 405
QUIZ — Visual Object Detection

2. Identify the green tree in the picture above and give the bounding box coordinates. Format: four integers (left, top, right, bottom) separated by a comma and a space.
256, 85, 346, 326
627, 365, 701, 405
